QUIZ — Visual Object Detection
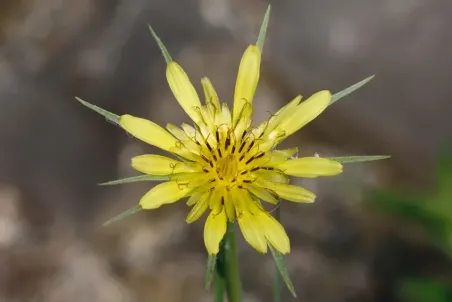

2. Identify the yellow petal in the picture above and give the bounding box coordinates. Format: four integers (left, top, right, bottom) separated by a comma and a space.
166, 123, 190, 141
187, 190, 209, 206
186, 194, 209, 223
276, 148, 298, 158
237, 212, 268, 253
201, 77, 220, 110
224, 189, 236, 221
277, 157, 343, 178
253, 170, 289, 184
119, 115, 178, 151
244, 184, 278, 204
261, 95, 302, 137
204, 208, 227, 255
257, 212, 290, 254
256, 180, 315, 203
139, 181, 192, 209
278, 90, 331, 137
166, 61, 202, 123
233, 45, 261, 126
131, 154, 199, 175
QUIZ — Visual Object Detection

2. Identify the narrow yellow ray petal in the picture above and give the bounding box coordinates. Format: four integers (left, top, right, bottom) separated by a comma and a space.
244, 183, 278, 204
237, 212, 268, 254
224, 189, 236, 221
278, 90, 331, 137
255, 180, 315, 203
187, 190, 209, 206
186, 194, 209, 223
233, 45, 261, 126
277, 157, 343, 178
261, 95, 302, 138
204, 208, 227, 255
131, 154, 200, 175
201, 77, 220, 110
139, 181, 193, 209
258, 212, 290, 254
119, 115, 177, 151
253, 170, 289, 184
166, 61, 202, 123
275, 148, 298, 158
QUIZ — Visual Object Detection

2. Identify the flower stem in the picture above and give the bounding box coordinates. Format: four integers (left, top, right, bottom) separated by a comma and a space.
224, 222, 242, 302
214, 269, 225, 302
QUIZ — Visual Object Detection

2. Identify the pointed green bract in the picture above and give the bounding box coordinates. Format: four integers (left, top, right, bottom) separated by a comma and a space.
330, 75, 375, 105
99, 174, 173, 186
76, 97, 120, 124
256, 5, 271, 51
148, 25, 172, 63
269, 244, 297, 298
205, 254, 217, 290
272, 203, 282, 302
328, 155, 390, 164
103, 205, 142, 226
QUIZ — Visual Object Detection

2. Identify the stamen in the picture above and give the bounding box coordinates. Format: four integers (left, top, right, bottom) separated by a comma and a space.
246, 141, 255, 153
245, 152, 265, 164
238, 140, 247, 153
215, 130, 220, 143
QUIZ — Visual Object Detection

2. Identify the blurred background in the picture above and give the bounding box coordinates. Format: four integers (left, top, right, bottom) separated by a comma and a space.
0, 0, 451, 301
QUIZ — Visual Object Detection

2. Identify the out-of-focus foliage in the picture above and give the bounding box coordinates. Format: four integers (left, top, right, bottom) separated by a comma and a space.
372, 148, 452, 302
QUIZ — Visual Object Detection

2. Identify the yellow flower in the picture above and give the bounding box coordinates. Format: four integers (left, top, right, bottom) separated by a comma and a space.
114, 7, 343, 256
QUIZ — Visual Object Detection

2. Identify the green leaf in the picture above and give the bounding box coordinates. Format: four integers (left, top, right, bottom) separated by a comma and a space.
99, 174, 173, 186
103, 205, 142, 226
205, 254, 217, 290
76, 97, 120, 124
269, 244, 297, 298
256, 5, 271, 51
400, 278, 452, 302
330, 75, 375, 105
148, 25, 172, 64
328, 155, 390, 164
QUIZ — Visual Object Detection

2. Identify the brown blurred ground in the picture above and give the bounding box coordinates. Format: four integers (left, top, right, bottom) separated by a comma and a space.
0, 0, 451, 301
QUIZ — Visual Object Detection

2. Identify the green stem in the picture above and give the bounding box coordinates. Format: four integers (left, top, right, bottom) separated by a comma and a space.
224, 222, 242, 302
214, 270, 225, 302
273, 203, 282, 302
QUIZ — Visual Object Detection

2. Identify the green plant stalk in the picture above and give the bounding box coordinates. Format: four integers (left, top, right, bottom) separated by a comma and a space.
214, 270, 225, 302
273, 203, 282, 302
224, 222, 242, 302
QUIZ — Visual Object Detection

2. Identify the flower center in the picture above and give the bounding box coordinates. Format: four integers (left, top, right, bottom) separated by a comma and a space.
216, 154, 238, 181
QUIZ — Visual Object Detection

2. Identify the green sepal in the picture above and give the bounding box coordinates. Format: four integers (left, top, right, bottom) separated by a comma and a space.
328, 155, 390, 164
269, 244, 297, 298
103, 205, 142, 226
75, 97, 120, 124
99, 174, 173, 186
330, 75, 375, 105
148, 25, 172, 64
205, 254, 217, 290
256, 5, 271, 51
